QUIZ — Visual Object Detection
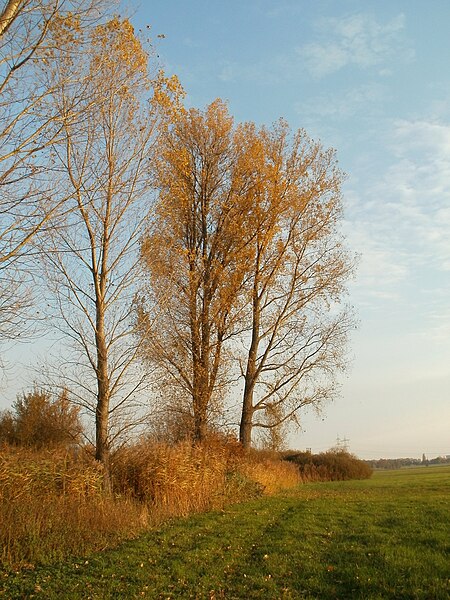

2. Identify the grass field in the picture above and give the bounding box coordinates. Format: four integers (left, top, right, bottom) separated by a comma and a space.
1, 466, 449, 599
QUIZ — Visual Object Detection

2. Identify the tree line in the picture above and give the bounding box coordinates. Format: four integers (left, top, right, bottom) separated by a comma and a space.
0, 0, 355, 480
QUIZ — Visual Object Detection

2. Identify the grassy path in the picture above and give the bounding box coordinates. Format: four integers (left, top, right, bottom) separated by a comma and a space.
1, 467, 449, 599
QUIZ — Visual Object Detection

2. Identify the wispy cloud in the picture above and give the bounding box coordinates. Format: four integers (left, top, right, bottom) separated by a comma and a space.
343, 220, 408, 308
385, 120, 450, 270
217, 52, 300, 85
298, 13, 413, 78
346, 117, 450, 326
393, 119, 450, 160
295, 82, 387, 120
264, 2, 303, 19
217, 12, 413, 87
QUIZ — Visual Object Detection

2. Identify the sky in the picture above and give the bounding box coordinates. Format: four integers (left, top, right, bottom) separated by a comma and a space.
124, 0, 450, 460
1, 0, 449, 460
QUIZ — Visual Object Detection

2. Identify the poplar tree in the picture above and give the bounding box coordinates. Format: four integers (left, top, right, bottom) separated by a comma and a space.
141, 104, 354, 448
42, 16, 182, 475
238, 123, 354, 447
139, 100, 256, 441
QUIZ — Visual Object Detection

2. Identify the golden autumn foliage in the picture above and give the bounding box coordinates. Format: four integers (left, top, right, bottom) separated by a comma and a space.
1, 1, 354, 466
238, 122, 354, 446
0, 388, 82, 449
140, 101, 354, 447
139, 100, 263, 442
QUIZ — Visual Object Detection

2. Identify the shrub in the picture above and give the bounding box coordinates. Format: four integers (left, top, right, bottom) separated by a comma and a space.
285, 449, 373, 481
111, 436, 301, 514
111, 438, 234, 517
0, 388, 83, 449
241, 448, 301, 494
111, 436, 278, 512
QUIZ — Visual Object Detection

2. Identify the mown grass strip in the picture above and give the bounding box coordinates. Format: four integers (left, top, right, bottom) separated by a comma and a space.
1, 467, 449, 599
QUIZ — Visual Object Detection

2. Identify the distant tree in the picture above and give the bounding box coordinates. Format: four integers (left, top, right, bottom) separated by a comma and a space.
0, 387, 82, 448
364, 457, 424, 470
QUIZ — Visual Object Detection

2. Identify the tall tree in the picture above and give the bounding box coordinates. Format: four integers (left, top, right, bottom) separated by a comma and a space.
41, 16, 182, 474
238, 122, 354, 447
0, 0, 109, 345
140, 106, 354, 446
138, 100, 257, 442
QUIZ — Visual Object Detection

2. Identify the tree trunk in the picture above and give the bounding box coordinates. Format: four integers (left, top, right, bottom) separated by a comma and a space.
95, 367, 111, 492
0, 0, 22, 37
239, 273, 260, 448
95, 304, 111, 490
239, 376, 255, 448
192, 378, 209, 442
95, 394, 109, 462
193, 407, 208, 442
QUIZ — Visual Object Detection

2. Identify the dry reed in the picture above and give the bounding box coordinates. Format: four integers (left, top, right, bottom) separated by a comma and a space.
1, 439, 301, 570
0, 446, 145, 569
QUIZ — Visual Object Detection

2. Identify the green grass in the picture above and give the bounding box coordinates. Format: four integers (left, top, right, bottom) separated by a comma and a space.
1, 466, 449, 599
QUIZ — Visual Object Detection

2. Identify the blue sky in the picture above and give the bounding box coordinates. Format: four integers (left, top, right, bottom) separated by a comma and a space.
126, 0, 450, 459
1, 1, 449, 460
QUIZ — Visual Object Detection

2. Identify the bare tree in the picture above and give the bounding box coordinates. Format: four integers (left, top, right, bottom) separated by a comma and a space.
41, 16, 183, 476
0, 0, 109, 345
238, 122, 355, 447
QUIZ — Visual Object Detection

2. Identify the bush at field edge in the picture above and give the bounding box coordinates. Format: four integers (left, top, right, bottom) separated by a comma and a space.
284, 449, 373, 481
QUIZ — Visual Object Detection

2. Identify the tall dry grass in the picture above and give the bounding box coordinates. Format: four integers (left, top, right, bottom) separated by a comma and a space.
241, 450, 301, 494
0, 438, 301, 570
111, 436, 300, 517
0, 447, 145, 569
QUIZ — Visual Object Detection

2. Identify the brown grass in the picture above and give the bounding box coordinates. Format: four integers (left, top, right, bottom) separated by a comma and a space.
0, 439, 300, 570
241, 453, 301, 494
0, 447, 145, 569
